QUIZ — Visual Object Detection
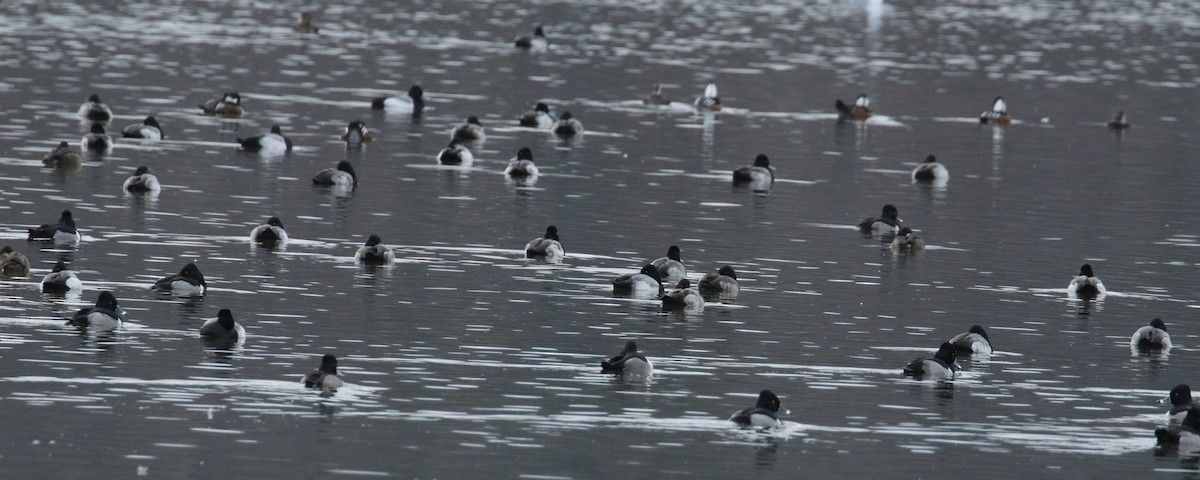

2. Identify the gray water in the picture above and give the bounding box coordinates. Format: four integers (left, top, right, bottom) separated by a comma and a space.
2, 0, 1200, 478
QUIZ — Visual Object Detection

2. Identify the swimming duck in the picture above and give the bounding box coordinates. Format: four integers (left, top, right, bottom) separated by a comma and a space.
292, 11, 319, 33
354, 234, 396, 265
729, 390, 784, 428
250, 216, 288, 245
40, 261, 82, 292
81, 123, 112, 154
693, 83, 721, 111
1067, 264, 1106, 296
643, 83, 671, 106
979, 97, 1011, 125
911, 155, 949, 182
123, 166, 162, 193
948, 325, 992, 355
1155, 407, 1200, 448
68, 291, 128, 329
450, 116, 486, 142
1162, 385, 1194, 424
200, 308, 246, 341
1131, 317, 1171, 350
312, 161, 358, 188
152, 262, 207, 295
611, 264, 663, 296
42, 141, 83, 169
525, 225, 564, 263
858, 204, 901, 234
198, 92, 243, 117
890, 226, 925, 252
1106, 110, 1130, 130
341, 120, 373, 146
518, 102, 555, 128
732, 154, 775, 186
370, 85, 425, 115
661, 279, 704, 311
238, 125, 292, 154
78, 94, 113, 122
437, 139, 473, 165
698, 265, 739, 298
550, 111, 584, 136
27, 209, 80, 243
903, 342, 959, 379
835, 94, 871, 121
504, 147, 538, 177
514, 26, 548, 50
303, 353, 345, 391
121, 115, 164, 140
0, 246, 30, 277
600, 340, 653, 376
652, 245, 686, 281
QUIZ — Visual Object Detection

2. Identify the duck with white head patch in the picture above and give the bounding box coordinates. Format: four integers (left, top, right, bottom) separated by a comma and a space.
450, 116, 486, 143
81, 123, 111, 154
312, 161, 358, 189
341, 120, 373, 146
525, 225, 564, 263
612, 264, 663, 297
78, 94, 113, 122
370, 85, 424, 115
550, 111, 583, 136
903, 342, 959, 379
152, 262, 207, 296
1067, 263, 1106, 296
123, 166, 161, 193
250, 216, 288, 246
643, 83, 671, 106
0, 246, 30, 277
41, 261, 82, 292
121, 115, 163, 140
948, 325, 992, 355
1162, 385, 1195, 424
514, 26, 548, 50
729, 390, 785, 428
200, 308, 246, 342
698, 265, 739, 299
198, 92, 243, 117
600, 340, 653, 376
68, 291, 128, 329
28, 209, 80, 243
911, 155, 948, 182
354, 235, 396, 265
42, 141, 83, 169
661, 279, 704, 312
304, 354, 345, 391
651, 245, 686, 281
504, 147, 538, 177
519, 102, 555, 128
238, 125, 292, 154
858, 204, 902, 234
437, 139, 473, 166
980, 96, 1011, 125
1131, 317, 1171, 350
694, 83, 721, 111
835, 94, 872, 121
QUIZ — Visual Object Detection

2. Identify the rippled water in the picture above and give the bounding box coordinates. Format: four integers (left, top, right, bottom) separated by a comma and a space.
2, 0, 1200, 477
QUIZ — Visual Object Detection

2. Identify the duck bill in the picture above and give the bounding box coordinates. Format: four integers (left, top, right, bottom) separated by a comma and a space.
115, 305, 130, 321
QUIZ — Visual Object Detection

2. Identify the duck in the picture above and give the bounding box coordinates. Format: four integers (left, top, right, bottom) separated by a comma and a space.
250, 216, 288, 245
525, 225, 564, 263
514, 26, 548, 50
27, 209, 80, 243
643, 83, 671, 106
698, 265, 739, 298
81, 123, 112, 154
40, 261, 83, 292
732, 154, 775, 186
1131, 317, 1171, 350
67, 291, 128, 329
341, 120, 373, 146
518, 102, 555, 128
198, 92, 243, 117
450, 116, 486, 142
911, 155, 948, 182
312, 161, 358, 188
661, 279, 704, 311
504, 147, 538, 177
693, 83, 721, 111
652, 245, 686, 281
437, 139, 473, 166
890, 226, 925, 252
600, 340, 653, 376
979, 96, 1011, 125
292, 11, 319, 33
123, 166, 162, 193
1106, 110, 1130, 130
1067, 263, 1106, 296
1161, 385, 1194, 424
354, 234, 396, 265
238, 125, 292, 154
42, 141, 83, 169
370, 85, 425, 115
152, 262, 207, 295
835, 94, 871, 121
729, 390, 784, 428
902, 342, 959, 379
550, 111, 584, 136
121, 115, 164, 140
303, 353, 345, 391
1155, 407, 1200, 448
77, 94, 113, 122
948, 325, 992, 355
200, 308, 246, 341
0, 246, 31, 277
611, 264, 663, 296
858, 204, 901, 234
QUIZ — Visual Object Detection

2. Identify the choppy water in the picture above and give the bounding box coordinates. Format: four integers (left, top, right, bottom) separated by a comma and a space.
2, 0, 1200, 477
